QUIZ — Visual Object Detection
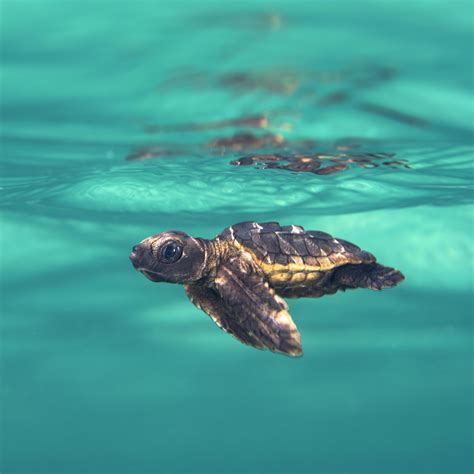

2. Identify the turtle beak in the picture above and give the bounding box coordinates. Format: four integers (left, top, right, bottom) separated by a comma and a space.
129, 245, 142, 270
129, 245, 165, 282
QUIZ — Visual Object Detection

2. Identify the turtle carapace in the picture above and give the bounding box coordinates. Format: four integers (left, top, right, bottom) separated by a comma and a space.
130, 222, 404, 357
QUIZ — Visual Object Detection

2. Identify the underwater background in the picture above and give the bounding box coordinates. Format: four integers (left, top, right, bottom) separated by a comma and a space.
1, 1, 473, 473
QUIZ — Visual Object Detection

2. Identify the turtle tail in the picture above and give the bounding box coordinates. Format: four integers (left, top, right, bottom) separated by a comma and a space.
334, 263, 405, 291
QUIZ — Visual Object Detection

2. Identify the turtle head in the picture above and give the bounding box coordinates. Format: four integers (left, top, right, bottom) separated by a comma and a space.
130, 231, 206, 284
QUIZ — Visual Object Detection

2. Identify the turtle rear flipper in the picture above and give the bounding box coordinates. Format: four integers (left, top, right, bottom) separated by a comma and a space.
334, 263, 404, 291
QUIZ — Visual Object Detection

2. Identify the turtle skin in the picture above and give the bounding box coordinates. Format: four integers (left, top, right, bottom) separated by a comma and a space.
130, 221, 404, 357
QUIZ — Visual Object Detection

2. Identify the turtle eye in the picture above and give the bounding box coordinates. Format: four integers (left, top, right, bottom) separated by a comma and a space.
160, 240, 183, 264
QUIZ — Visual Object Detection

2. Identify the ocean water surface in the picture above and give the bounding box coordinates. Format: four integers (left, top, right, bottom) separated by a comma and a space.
1, 1, 473, 473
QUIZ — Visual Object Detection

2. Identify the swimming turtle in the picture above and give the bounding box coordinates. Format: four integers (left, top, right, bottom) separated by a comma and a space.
130, 221, 404, 357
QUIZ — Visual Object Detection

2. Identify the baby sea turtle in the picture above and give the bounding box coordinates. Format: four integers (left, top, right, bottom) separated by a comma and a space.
130, 221, 404, 357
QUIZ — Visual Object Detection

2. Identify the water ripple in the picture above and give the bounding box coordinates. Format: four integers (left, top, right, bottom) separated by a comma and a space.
1, 144, 472, 220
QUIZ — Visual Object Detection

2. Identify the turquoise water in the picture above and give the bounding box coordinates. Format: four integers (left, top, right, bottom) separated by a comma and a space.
1, 1, 473, 473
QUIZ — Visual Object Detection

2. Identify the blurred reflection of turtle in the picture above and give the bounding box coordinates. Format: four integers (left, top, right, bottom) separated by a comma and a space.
218, 71, 299, 94
126, 131, 410, 174
157, 64, 396, 96
125, 132, 285, 161
208, 132, 284, 151
126, 146, 187, 161
231, 152, 410, 175
144, 115, 269, 133
130, 221, 404, 357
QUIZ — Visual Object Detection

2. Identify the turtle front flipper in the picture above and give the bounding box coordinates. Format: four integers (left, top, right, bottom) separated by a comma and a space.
185, 256, 302, 357
185, 284, 266, 350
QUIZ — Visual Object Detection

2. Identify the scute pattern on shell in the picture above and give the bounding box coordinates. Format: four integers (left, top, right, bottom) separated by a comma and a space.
219, 221, 375, 273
